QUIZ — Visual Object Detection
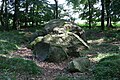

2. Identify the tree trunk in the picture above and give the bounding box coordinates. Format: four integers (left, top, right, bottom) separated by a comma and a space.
54, 0, 58, 19
4, 0, 9, 31
106, 11, 112, 28
88, 0, 92, 29
13, 0, 19, 30
101, 0, 105, 30
25, 0, 28, 27
105, 0, 113, 28
0, 0, 5, 30
36, 5, 39, 26
32, 4, 35, 27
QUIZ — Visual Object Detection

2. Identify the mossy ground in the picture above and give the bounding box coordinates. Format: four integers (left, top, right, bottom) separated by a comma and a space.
0, 28, 120, 80
92, 55, 120, 80
0, 56, 42, 80
54, 28, 120, 80
0, 31, 26, 54
55, 75, 75, 80
0, 30, 42, 80
81, 29, 120, 80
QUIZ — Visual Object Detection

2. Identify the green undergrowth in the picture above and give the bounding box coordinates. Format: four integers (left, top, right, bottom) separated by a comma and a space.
80, 29, 120, 56
0, 31, 27, 54
104, 30, 120, 42
80, 43, 119, 58
55, 75, 75, 80
79, 29, 120, 79
92, 55, 120, 80
85, 29, 120, 42
92, 53, 119, 62
0, 56, 42, 79
55, 75, 94, 80
92, 43, 119, 53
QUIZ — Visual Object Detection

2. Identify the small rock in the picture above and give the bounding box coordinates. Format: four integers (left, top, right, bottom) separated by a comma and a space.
67, 57, 90, 72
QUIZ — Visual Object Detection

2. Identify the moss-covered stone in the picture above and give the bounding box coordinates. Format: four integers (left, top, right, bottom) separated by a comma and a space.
67, 57, 90, 72
46, 45, 68, 62
31, 19, 89, 62
33, 41, 68, 62
30, 36, 43, 47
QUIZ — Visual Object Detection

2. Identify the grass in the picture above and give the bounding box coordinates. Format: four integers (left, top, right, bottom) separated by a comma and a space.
99, 55, 120, 62
86, 29, 120, 40
0, 56, 42, 74
0, 31, 27, 54
55, 74, 94, 80
92, 53, 119, 62
0, 29, 43, 79
79, 28, 120, 80
92, 55, 120, 80
78, 21, 120, 28
69, 27, 120, 80
82, 29, 120, 56
0, 27, 120, 79
93, 43, 119, 53
80, 41, 119, 58
0, 56, 42, 79
55, 75, 75, 80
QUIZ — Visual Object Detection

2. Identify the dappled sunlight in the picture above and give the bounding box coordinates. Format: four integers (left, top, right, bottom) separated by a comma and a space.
37, 62, 64, 70
0, 28, 119, 79
11, 45, 33, 58
0, 0, 120, 79
0, 39, 8, 43
0, 31, 28, 54
111, 41, 120, 46
0, 54, 8, 58
92, 53, 118, 62
24, 32, 33, 37
87, 38, 105, 44
92, 54, 120, 80
0, 40, 19, 54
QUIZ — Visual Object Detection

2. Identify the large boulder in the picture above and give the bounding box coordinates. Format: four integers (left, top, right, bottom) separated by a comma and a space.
30, 19, 89, 62
33, 41, 67, 62
43, 19, 66, 34
43, 19, 86, 40
67, 57, 90, 72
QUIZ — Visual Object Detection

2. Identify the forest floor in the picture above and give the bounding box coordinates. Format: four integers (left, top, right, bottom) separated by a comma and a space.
0, 28, 120, 80
11, 45, 93, 80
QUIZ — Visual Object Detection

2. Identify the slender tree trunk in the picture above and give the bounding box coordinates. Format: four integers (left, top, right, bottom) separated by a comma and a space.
4, 0, 9, 31
101, 0, 105, 30
106, 0, 113, 28
32, 4, 35, 27
13, 0, 19, 30
88, 0, 92, 29
0, 0, 5, 30
54, 0, 58, 19
36, 5, 38, 26
25, 0, 28, 27
106, 11, 112, 28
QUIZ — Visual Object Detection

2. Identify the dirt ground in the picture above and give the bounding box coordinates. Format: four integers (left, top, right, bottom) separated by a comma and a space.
11, 44, 94, 80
